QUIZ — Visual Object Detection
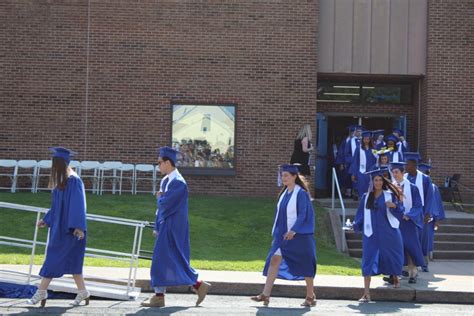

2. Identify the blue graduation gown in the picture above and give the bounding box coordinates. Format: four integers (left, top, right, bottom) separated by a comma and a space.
336, 138, 352, 188
350, 145, 377, 197
39, 174, 87, 278
406, 172, 435, 256
374, 141, 386, 150
263, 189, 316, 280
399, 183, 425, 266
388, 151, 403, 162
150, 172, 198, 287
421, 184, 446, 254
353, 193, 404, 276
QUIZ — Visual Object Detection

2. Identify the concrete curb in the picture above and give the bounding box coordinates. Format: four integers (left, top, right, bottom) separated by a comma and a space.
134, 279, 474, 304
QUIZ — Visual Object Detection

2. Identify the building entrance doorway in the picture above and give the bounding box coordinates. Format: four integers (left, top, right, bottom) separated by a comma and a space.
314, 113, 407, 197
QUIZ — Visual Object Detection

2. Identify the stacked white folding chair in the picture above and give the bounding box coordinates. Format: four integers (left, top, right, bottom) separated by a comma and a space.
0, 160, 17, 193
35, 160, 52, 193
118, 163, 135, 195
100, 161, 123, 195
80, 161, 101, 194
14, 160, 37, 192
70, 160, 81, 175
134, 164, 156, 194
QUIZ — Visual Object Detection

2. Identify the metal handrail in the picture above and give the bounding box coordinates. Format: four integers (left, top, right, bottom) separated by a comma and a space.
331, 167, 347, 252
0, 201, 146, 297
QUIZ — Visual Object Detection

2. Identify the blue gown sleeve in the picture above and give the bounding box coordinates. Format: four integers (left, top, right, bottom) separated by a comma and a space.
389, 194, 404, 221
66, 177, 87, 232
350, 145, 360, 177
432, 184, 446, 221
344, 140, 353, 165
157, 180, 187, 222
353, 194, 366, 233
290, 190, 315, 234
405, 185, 423, 228
42, 193, 56, 226
422, 176, 435, 216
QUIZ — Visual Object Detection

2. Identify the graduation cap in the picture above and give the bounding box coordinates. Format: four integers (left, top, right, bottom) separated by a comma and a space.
404, 152, 421, 163
418, 162, 432, 173
347, 124, 364, 132
385, 134, 399, 143
280, 164, 300, 174
361, 130, 372, 138
49, 147, 76, 164
392, 128, 404, 136
158, 146, 179, 164
389, 162, 407, 171
364, 167, 389, 178
372, 129, 385, 137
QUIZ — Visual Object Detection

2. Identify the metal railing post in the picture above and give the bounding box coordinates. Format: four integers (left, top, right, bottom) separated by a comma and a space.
27, 211, 41, 284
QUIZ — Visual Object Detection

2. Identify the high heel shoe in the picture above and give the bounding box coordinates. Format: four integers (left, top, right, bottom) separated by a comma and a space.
358, 294, 371, 303
27, 289, 48, 307
301, 293, 317, 307
250, 293, 270, 306
70, 290, 90, 306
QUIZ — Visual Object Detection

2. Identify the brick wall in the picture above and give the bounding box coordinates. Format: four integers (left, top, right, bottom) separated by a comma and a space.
421, 0, 474, 192
0, 0, 319, 197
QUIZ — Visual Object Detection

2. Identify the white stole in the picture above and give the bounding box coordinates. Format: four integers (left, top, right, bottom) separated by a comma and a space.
363, 191, 400, 237
396, 179, 412, 214
272, 185, 301, 235
359, 146, 367, 173
351, 137, 357, 156
406, 171, 425, 206
392, 152, 400, 162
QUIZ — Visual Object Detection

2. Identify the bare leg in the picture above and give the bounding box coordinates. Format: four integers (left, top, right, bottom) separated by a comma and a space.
38, 278, 52, 291
72, 274, 86, 291
304, 277, 315, 298
262, 255, 282, 296
407, 255, 416, 278
363, 276, 371, 297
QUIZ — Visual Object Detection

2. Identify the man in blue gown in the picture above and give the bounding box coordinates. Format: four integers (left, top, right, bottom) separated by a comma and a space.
391, 162, 424, 283
404, 153, 435, 272
142, 146, 210, 308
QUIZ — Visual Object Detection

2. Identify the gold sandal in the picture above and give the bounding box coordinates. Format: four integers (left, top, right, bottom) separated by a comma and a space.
250, 293, 270, 306
300, 294, 317, 307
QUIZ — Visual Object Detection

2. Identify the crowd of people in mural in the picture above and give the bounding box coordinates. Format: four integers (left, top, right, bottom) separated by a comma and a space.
173, 140, 234, 169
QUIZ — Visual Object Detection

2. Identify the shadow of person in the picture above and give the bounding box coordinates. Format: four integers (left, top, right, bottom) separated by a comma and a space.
347, 301, 422, 314
255, 306, 313, 316
9, 306, 75, 315
127, 306, 191, 315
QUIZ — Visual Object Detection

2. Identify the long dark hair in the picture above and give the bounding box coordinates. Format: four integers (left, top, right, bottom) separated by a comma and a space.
278, 172, 312, 199
48, 157, 69, 190
366, 175, 401, 209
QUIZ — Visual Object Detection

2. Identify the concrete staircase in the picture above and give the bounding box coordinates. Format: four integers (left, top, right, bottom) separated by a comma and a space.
316, 199, 474, 261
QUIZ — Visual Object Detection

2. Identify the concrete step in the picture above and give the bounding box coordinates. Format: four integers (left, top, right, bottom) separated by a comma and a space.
433, 251, 474, 260
437, 224, 474, 234
348, 248, 362, 258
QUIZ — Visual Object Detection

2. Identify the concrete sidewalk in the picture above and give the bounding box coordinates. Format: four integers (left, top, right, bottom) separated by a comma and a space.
2, 261, 473, 304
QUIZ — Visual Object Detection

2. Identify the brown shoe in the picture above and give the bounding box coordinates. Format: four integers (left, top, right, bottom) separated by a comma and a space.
250, 293, 270, 306
195, 281, 211, 306
141, 295, 165, 308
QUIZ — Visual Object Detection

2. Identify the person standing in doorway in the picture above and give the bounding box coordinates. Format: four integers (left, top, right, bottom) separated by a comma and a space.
27, 147, 89, 307
142, 146, 210, 308
290, 124, 313, 178
350, 131, 377, 200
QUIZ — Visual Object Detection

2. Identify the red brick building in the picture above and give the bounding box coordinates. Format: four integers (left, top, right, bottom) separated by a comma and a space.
1, 0, 472, 197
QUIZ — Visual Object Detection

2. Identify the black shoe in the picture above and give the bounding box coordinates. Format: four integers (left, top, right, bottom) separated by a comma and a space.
408, 277, 416, 284
383, 276, 394, 284
402, 271, 409, 277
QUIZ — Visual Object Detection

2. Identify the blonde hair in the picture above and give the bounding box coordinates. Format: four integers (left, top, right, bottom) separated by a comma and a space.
297, 124, 312, 140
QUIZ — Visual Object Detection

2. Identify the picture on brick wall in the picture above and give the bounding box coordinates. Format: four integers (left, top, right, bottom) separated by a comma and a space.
172, 104, 235, 169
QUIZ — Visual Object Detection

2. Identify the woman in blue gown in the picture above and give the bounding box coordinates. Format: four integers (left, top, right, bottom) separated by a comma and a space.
251, 164, 316, 307
27, 148, 89, 307
351, 131, 377, 198
353, 168, 404, 302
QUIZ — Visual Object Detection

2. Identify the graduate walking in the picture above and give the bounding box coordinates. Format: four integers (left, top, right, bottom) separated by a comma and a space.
390, 162, 424, 283
353, 168, 404, 302
141, 146, 210, 308
404, 153, 435, 272
350, 131, 377, 198
251, 164, 317, 307
27, 148, 89, 307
